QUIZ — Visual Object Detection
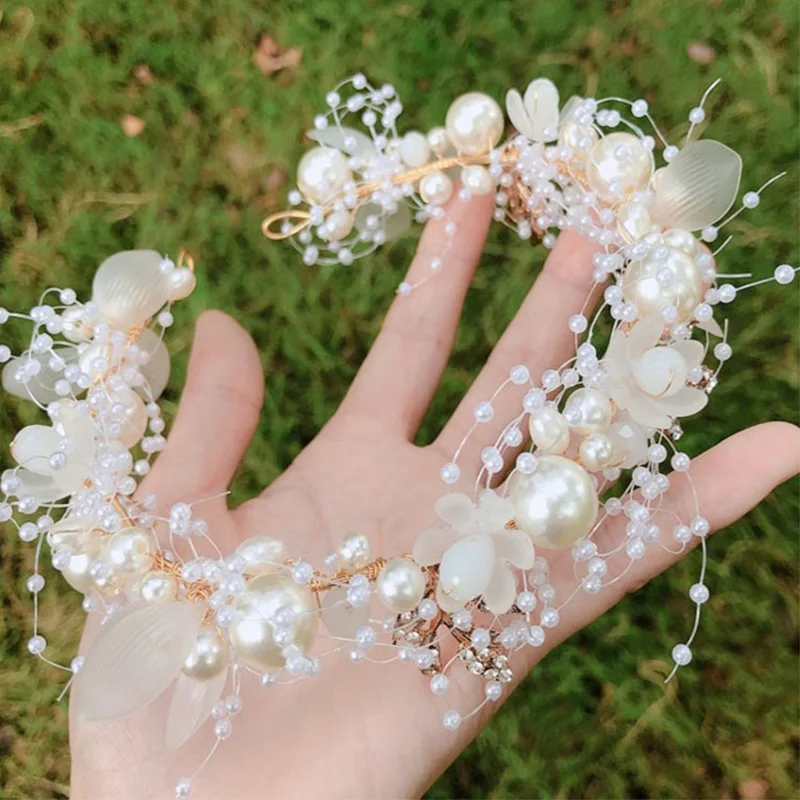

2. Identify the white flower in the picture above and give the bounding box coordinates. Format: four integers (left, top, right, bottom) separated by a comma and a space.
413, 490, 534, 615
505, 78, 560, 143
603, 314, 708, 430
9, 402, 96, 502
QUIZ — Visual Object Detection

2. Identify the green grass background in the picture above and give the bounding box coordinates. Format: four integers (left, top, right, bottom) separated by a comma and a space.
0, 0, 798, 797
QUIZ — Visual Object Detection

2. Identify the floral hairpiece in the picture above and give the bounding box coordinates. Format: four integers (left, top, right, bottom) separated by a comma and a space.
3, 75, 796, 799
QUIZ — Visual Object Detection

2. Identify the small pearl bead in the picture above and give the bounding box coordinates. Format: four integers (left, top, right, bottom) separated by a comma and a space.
485, 681, 503, 701
568, 314, 588, 333
691, 516, 710, 537
509, 364, 530, 384
175, 778, 193, 799
688, 107, 705, 124
441, 462, 460, 484
443, 709, 462, 731
714, 342, 732, 361
430, 673, 450, 695
631, 99, 648, 118
742, 191, 760, 209
27, 635, 47, 654
672, 643, 692, 666
689, 583, 710, 604
774, 264, 796, 285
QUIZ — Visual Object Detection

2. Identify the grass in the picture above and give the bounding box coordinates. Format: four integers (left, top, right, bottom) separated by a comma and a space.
0, 0, 798, 797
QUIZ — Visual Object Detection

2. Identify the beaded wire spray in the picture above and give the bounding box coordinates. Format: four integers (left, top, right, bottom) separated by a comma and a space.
2, 75, 797, 798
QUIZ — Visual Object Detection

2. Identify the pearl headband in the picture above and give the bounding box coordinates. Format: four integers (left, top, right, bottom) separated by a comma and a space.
2, 76, 796, 798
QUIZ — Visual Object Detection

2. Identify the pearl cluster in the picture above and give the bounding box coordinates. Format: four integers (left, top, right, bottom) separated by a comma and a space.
2, 77, 797, 800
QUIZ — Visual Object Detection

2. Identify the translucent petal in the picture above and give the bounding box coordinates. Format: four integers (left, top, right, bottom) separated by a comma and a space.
74, 602, 205, 721
481, 564, 517, 615
626, 314, 664, 360
321, 586, 372, 638
92, 250, 170, 330
659, 386, 708, 418
12, 469, 64, 502
625, 394, 671, 430
2, 348, 78, 405
354, 202, 412, 241
136, 328, 171, 400
697, 316, 723, 338
523, 78, 560, 142
307, 126, 376, 162
672, 339, 705, 369
559, 95, 584, 124
165, 670, 227, 750
477, 490, 515, 533
653, 140, 742, 231
492, 531, 535, 570
412, 527, 461, 566
11, 425, 60, 475
438, 534, 495, 603
505, 88, 534, 140
434, 493, 477, 533
435, 582, 466, 613
52, 404, 96, 494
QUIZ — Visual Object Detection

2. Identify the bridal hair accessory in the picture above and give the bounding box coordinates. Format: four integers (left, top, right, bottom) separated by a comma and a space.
3, 76, 796, 798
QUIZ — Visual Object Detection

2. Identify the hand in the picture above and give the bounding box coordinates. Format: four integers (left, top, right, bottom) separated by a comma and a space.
70, 196, 800, 799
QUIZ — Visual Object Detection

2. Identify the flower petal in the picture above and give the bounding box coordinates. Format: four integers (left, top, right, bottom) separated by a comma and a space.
626, 314, 664, 360
12, 469, 65, 502
434, 493, 477, 533
697, 316, 724, 338
659, 386, 708, 418
436, 582, 466, 613
672, 339, 705, 370
523, 78, 560, 142
625, 393, 672, 430
412, 526, 461, 566
11, 425, 61, 475
559, 95, 584, 124
166, 669, 227, 750
478, 489, 515, 533
652, 140, 742, 231
137, 328, 171, 401
74, 601, 206, 721
492, 531, 535, 570
505, 88, 534, 140
2, 349, 78, 405
307, 126, 376, 163
481, 564, 517, 615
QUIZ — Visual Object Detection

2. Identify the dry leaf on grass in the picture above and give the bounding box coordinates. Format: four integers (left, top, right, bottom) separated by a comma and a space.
252, 34, 303, 75
121, 115, 146, 137
687, 41, 716, 65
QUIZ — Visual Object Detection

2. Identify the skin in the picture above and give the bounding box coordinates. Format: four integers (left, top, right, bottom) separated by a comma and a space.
70, 195, 800, 799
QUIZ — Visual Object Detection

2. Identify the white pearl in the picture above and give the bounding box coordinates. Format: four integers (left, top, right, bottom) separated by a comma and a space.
337, 533, 372, 570
399, 131, 431, 168
322, 209, 354, 241
510, 455, 598, 550
61, 306, 90, 343
234, 535, 285, 576
182, 625, 229, 681
445, 92, 504, 155
167, 268, 196, 301
296, 147, 352, 204
229, 573, 317, 671
460, 164, 494, 195
586, 132, 654, 202
376, 558, 426, 613
426, 126, 450, 155
528, 406, 570, 454
557, 122, 598, 161
563, 388, 613, 435
623, 246, 703, 321
663, 228, 699, 256
633, 347, 688, 398
617, 201, 655, 242
136, 571, 178, 604
419, 171, 453, 205
579, 434, 615, 472
61, 549, 97, 593
105, 528, 153, 574
438, 535, 495, 605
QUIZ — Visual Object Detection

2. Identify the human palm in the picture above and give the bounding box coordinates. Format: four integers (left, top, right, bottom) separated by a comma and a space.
71, 196, 799, 799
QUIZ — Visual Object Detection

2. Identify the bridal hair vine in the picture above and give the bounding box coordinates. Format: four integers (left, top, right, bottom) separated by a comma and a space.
3, 75, 796, 798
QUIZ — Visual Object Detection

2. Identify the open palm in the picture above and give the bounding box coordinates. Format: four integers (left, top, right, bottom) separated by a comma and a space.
71, 196, 799, 800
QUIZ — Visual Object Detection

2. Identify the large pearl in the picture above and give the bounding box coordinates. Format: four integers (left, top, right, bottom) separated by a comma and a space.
106, 528, 153, 574
61, 550, 97, 593
296, 147, 352, 204
376, 557, 426, 613
438, 535, 494, 605
529, 406, 570, 454
509, 455, 599, 550
400, 131, 431, 168
136, 571, 178, 604
633, 347, 688, 398
579, 434, 615, 472
167, 268, 196, 302
460, 165, 494, 195
322, 209, 354, 241
558, 122, 598, 162
419, 171, 453, 205
182, 626, 229, 681
564, 388, 613, 435
623, 246, 703, 320
663, 228, 699, 256
234, 535, 285, 576
586, 132, 654, 203
617, 201, 656, 242
445, 92, 504, 156
229, 573, 317, 671
337, 533, 372, 570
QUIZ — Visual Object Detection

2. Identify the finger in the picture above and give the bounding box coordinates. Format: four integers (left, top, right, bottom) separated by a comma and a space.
436, 230, 600, 456
137, 310, 265, 508
341, 193, 494, 439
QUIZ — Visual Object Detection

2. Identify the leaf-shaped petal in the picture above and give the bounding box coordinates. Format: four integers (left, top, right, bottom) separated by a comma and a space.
559, 95, 584, 125
165, 670, 227, 750
697, 315, 724, 338
505, 88, 534, 139
523, 78, 560, 142
481, 563, 518, 615
626, 314, 664, 360
92, 250, 170, 330
137, 328, 171, 401
659, 386, 709, 418
412, 526, 461, 566
653, 140, 742, 231
492, 531, 535, 570
12, 469, 64, 502
672, 339, 705, 369
434, 493, 477, 533
625, 394, 672, 430
477, 489, 515, 533
321, 585, 372, 638
307, 126, 376, 163
11, 425, 60, 475
74, 601, 205, 721
2, 349, 78, 405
